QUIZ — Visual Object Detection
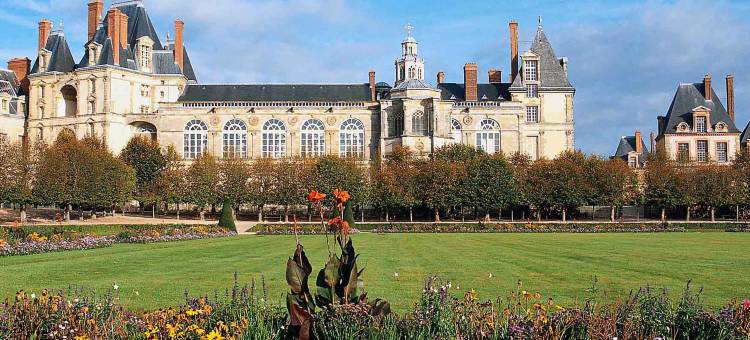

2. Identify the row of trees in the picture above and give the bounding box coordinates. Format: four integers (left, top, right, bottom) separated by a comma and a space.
1, 132, 749, 222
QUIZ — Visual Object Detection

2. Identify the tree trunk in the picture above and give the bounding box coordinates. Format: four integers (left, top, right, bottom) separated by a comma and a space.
498, 209, 502, 221
91, 211, 97, 220
737, 204, 740, 222
176, 203, 181, 220
592, 205, 595, 221
64, 205, 71, 222
485, 212, 491, 222
385, 210, 390, 223
200, 207, 206, 221
258, 205, 263, 222
152, 205, 156, 219
409, 207, 413, 222
711, 207, 715, 222
686, 206, 691, 222
562, 209, 567, 223
434, 208, 440, 222
361, 208, 365, 223
511, 209, 514, 222
661, 208, 666, 222
285, 206, 289, 223
79, 207, 84, 221
20, 204, 27, 224
610, 206, 615, 222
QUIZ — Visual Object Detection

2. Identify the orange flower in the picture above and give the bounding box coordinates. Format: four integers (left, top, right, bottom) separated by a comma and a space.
328, 217, 342, 226
341, 220, 350, 237
307, 191, 327, 203
332, 189, 351, 204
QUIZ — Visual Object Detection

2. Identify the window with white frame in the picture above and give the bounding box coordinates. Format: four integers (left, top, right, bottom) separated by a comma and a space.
1, 99, 7, 111
526, 84, 538, 98
451, 119, 462, 143
412, 111, 427, 136
717, 142, 728, 163
223, 119, 247, 158
339, 118, 365, 158
526, 106, 539, 123
262, 119, 287, 158
628, 156, 637, 168
697, 140, 708, 162
183, 120, 208, 159
696, 116, 707, 133
140, 45, 151, 70
301, 119, 326, 157
677, 143, 690, 162
524, 60, 538, 81
476, 119, 500, 154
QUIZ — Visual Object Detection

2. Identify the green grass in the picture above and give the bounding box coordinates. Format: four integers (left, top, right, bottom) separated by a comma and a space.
1, 233, 748, 312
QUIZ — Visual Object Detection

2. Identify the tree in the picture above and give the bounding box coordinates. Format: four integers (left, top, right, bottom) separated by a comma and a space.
154, 147, 187, 219
0, 138, 37, 223
433, 143, 481, 163
311, 156, 367, 206
186, 153, 220, 220
692, 164, 740, 221
644, 151, 690, 221
218, 199, 237, 231
120, 136, 167, 211
508, 152, 532, 221
219, 155, 252, 211
462, 153, 516, 221
270, 158, 312, 222
248, 158, 276, 222
371, 146, 419, 221
527, 151, 592, 222
415, 158, 463, 221
588, 157, 638, 221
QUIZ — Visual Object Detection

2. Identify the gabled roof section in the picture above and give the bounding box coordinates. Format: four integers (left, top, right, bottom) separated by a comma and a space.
613, 135, 649, 165
393, 79, 435, 90
510, 26, 573, 91
178, 84, 373, 102
740, 121, 750, 143
438, 83, 511, 101
31, 32, 76, 74
0, 70, 20, 96
659, 83, 739, 135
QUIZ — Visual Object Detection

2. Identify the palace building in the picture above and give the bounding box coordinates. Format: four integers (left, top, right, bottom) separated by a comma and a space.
3, 0, 576, 162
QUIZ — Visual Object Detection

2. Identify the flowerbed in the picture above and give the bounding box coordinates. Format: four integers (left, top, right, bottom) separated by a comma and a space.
0, 225, 235, 257
1, 277, 748, 339
255, 224, 360, 235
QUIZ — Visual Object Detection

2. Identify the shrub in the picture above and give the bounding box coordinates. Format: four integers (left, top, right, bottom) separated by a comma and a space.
218, 199, 237, 231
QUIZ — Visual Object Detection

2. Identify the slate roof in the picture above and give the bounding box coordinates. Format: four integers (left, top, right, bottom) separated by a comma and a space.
438, 83, 511, 101
510, 26, 573, 91
658, 83, 739, 135
393, 79, 435, 90
740, 121, 750, 144
30, 32, 76, 73
179, 84, 374, 102
613, 135, 649, 166
0, 70, 19, 96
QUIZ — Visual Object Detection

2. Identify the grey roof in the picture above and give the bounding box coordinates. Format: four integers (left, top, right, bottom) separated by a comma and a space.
740, 121, 750, 143
153, 51, 183, 75
613, 135, 649, 165
510, 27, 573, 91
438, 83, 511, 101
0, 70, 19, 95
179, 84, 373, 102
659, 83, 739, 135
393, 79, 436, 90
31, 32, 76, 73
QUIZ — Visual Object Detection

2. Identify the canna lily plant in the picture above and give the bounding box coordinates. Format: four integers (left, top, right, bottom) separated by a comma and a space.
285, 189, 390, 340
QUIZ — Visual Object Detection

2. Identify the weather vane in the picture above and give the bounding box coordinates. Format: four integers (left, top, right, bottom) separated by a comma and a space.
405, 23, 414, 38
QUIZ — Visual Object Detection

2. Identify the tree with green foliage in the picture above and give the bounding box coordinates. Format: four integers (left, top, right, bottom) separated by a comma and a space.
526, 151, 592, 222
415, 158, 462, 221
372, 146, 419, 221
508, 152, 532, 221
271, 158, 312, 222
218, 198, 237, 231
0, 138, 39, 223
186, 153, 220, 220
588, 157, 638, 221
219, 155, 252, 211
644, 151, 690, 221
311, 156, 367, 206
120, 136, 167, 212
248, 158, 276, 222
462, 153, 516, 221
154, 148, 187, 219
432, 143, 481, 163
691, 164, 740, 221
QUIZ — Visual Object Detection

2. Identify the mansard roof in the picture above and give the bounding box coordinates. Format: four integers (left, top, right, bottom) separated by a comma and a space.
613, 135, 649, 165
510, 26, 572, 91
740, 121, 750, 144
30, 32, 76, 73
0, 70, 20, 96
438, 83, 511, 101
178, 84, 373, 102
659, 83, 739, 135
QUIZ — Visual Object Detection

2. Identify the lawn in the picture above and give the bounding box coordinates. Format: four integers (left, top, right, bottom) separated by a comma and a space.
1, 233, 748, 312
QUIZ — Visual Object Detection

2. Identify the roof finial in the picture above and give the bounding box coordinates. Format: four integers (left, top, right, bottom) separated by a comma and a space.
538, 16, 543, 30
59, 19, 64, 31
405, 23, 414, 38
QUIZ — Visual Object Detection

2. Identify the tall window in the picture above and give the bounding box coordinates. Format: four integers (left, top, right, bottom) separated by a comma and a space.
412, 111, 427, 136
476, 119, 500, 154
697, 140, 708, 162
717, 142, 728, 163
526, 106, 539, 123
696, 116, 707, 133
340, 118, 365, 158
451, 119, 462, 143
524, 60, 538, 81
389, 112, 404, 137
140, 45, 151, 70
628, 156, 637, 168
183, 120, 208, 159
301, 119, 325, 157
262, 119, 287, 158
526, 84, 538, 98
223, 119, 247, 158
677, 143, 690, 162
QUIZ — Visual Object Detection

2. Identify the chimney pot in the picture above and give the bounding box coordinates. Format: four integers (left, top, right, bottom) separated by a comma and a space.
726, 75, 735, 122
509, 21, 519, 82
703, 74, 712, 101
464, 63, 478, 101
489, 68, 502, 83
437, 71, 445, 84
369, 70, 376, 101
87, 0, 103, 41
635, 130, 642, 155
38, 19, 52, 51
7, 57, 31, 95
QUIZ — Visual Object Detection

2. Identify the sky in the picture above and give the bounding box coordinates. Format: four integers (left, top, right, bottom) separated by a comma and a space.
1, 0, 750, 156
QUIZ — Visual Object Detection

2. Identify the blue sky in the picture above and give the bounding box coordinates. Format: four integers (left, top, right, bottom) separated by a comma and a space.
2, 0, 750, 156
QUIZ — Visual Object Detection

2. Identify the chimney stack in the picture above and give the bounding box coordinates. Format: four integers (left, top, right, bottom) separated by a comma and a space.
87, 0, 103, 41
489, 68, 502, 83
174, 20, 185, 71
8, 58, 31, 95
727, 75, 735, 122
107, 9, 120, 64
369, 70, 376, 101
437, 71, 445, 84
635, 130, 642, 155
38, 19, 52, 51
509, 20, 519, 82
650, 131, 655, 154
464, 63, 478, 101
703, 74, 712, 101
119, 12, 128, 49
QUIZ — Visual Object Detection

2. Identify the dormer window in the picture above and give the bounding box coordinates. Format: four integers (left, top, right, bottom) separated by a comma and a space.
678, 122, 689, 132
526, 84, 538, 98
87, 43, 101, 66
524, 60, 538, 81
136, 36, 154, 73
696, 116, 707, 133
715, 122, 726, 132
628, 156, 637, 168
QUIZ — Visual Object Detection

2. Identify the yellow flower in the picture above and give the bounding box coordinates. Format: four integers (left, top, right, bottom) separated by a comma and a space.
186, 308, 199, 316
202, 329, 225, 340
166, 323, 178, 337
74, 336, 90, 340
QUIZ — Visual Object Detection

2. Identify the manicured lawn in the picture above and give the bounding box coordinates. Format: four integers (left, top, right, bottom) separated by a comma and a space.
1, 233, 748, 312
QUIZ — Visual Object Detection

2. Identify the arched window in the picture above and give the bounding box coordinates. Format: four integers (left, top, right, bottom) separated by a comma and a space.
476, 119, 500, 154
184, 120, 208, 159
301, 119, 325, 157
389, 112, 404, 137
262, 119, 286, 158
340, 118, 365, 158
412, 111, 427, 136
223, 119, 247, 158
60, 85, 77, 118
451, 119, 462, 143
408, 67, 415, 79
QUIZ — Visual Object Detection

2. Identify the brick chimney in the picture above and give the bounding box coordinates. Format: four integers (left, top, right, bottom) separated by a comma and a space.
437, 71, 445, 84
369, 70, 376, 101
509, 20, 519, 82
727, 75, 735, 122
7, 58, 31, 95
650, 131, 655, 154
38, 19, 52, 51
489, 68, 502, 83
464, 63, 478, 101
119, 12, 129, 49
174, 20, 185, 71
703, 74, 712, 101
107, 9, 120, 64
88, 0, 103, 41
635, 130, 642, 155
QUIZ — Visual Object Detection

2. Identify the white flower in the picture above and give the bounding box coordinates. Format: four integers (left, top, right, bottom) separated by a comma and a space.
31, 293, 36, 299
488, 273, 493, 279
394, 272, 399, 277
113, 283, 119, 290
134, 290, 140, 296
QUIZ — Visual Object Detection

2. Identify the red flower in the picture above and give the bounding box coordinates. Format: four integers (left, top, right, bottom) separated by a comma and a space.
743, 299, 750, 310
307, 191, 326, 203
332, 189, 351, 205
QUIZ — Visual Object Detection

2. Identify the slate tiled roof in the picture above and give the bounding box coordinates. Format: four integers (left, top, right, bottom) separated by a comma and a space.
658, 83, 739, 135
30, 32, 76, 73
613, 135, 649, 166
510, 26, 573, 91
740, 121, 750, 144
393, 79, 436, 90
0, 70, 19, 95
179, 84, 374, 102
438, 83, 511, 101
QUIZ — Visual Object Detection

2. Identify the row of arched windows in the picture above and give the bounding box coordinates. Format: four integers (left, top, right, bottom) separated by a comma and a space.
183, 118, 366, 159
451, 118, 501, 154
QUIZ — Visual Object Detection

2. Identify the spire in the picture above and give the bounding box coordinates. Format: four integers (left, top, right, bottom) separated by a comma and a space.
538, 16, 543, 30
